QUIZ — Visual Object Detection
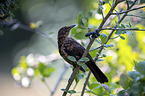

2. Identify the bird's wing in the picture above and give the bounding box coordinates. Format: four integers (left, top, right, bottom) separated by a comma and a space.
61, 37, 85, 61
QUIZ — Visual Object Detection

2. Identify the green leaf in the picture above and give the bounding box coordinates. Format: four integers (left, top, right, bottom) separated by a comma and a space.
134, 27, 139, 29
77, 73, 86, 79
43, 67, 55, 77
89, 82, 101, 90
117, 90, 127, 96
104, 44, 114, 48
123, 30, 132, 34
102, 84, 111, 93
121, 24, 126, 28
71, 27, 88, 39
120, 36, 125, 40
77, 12, 82, 27
100, 33, 107, 38
120, 74, 130, 89
68, 56, 76, 61
100, 33, 107, 44
82, 18, 88, 27
129, 23, 132, 28
61, 88, 66, 92
127, 71, 140, 80
125, 24, 130, 28
79, 57, 89, 62
95, 39, 102, 44
68, 90, 76, 94
74, 75, 79, 84
115, 21, 120, 27
86, 89, 98, 95
135, 61, 145, 74
38, 63, 55, 77
102, 54, 106, 57
97, 58, 105, 61
115, 30, 122, 35
38, 63, 46, 73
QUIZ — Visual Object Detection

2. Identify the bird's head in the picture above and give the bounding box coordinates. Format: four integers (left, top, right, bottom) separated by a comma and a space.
58, 24, 76, 39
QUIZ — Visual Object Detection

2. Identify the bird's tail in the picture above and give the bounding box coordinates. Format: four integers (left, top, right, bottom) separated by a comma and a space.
86, 60, 108, 83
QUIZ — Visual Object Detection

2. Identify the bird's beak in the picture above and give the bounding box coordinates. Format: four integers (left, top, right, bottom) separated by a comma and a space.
70, 24, 76, 29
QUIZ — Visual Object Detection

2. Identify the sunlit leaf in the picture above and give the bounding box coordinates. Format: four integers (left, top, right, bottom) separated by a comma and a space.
82, 18, 88, 27
18, 56, 28, 69
100, 33, 107, 44
43, 67, 55, 77
89, 82, 101, 90
11, 67, 20, 75
38, 63, 46, 73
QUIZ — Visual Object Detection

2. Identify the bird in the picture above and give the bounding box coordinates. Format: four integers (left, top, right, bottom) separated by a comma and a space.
57, 24, 108, 83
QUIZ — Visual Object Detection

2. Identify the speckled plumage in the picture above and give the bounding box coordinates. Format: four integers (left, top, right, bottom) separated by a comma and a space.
57, 25, 108, 83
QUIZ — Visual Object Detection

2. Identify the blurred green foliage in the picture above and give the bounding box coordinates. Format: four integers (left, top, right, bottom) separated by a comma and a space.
10, 0, 145, 95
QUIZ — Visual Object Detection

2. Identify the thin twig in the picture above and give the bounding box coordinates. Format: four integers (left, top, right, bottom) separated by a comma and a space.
126, 14, 145, 19
125, 0, 130, 9
80, 1, 120, 96
112, 6, 145, 15
62, 66, 80, 96
81, 71, 91, 96
50, 65, 69, 96
101, 28, 145, 31
81, 0, 138, 95
89, 46, 102, 52
18, 24, 57, 46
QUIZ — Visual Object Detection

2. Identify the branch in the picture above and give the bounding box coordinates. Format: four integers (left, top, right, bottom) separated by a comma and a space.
101, 28, 145, 31
81, 71, 91, 96
125, 0, 130, 9
80, 1, 120, 96
62, 66, 80, 96
81, 0, 138, 95
126, 14, 145, 19
112, 6, 145, 15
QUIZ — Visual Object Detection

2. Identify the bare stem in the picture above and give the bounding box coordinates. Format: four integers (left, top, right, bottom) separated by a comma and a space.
126, 14, 145, 19
101, 28, 145, 31
81, 0, 139, 95
62, 66, 80, 96
112, 6, 145, 15
81, 71, 91, 96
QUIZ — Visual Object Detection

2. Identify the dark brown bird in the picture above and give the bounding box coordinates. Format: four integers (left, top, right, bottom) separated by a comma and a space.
57, 25, 108, 83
